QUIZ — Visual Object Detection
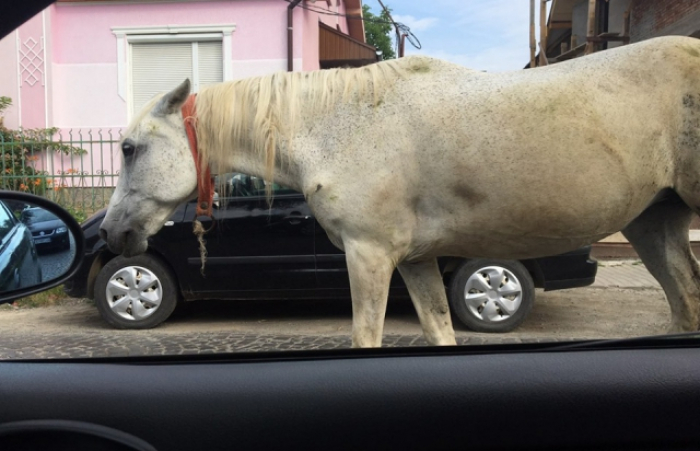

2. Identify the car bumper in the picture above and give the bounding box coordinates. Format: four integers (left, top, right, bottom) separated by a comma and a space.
62, 277, 84, 298
33, 233, 69, 248
63, 249, 100, 298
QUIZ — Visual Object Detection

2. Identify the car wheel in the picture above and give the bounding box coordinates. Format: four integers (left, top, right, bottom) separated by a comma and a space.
448, 259, 534, 333
94, 254, 179, 329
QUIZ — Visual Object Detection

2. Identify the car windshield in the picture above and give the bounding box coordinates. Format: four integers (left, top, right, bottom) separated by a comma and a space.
20, 209, 59, 224
1, 0, 700, 360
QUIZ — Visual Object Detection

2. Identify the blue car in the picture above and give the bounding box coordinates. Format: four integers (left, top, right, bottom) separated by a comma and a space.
20, 207, 70, 252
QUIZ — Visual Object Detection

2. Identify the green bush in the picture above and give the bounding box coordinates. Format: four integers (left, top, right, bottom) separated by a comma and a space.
63, 205, 88, 224
0, 97, 86, 196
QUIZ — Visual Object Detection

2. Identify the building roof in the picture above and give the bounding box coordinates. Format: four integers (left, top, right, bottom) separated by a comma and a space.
549, 0, 577, 29
344, 0, 367, 43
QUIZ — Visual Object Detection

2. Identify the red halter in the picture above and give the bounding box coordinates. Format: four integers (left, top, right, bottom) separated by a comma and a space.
181, 94, 215, 218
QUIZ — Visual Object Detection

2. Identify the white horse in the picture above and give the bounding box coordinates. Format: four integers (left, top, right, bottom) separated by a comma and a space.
101, 36, 700, 347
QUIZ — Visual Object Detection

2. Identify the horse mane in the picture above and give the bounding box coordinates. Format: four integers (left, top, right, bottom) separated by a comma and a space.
193, 56, 433, 196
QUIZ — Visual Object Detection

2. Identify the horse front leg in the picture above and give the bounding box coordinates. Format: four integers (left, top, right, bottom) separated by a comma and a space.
622, 197, 700, 332
397, 259, 456, 346
344, 241, 395, 348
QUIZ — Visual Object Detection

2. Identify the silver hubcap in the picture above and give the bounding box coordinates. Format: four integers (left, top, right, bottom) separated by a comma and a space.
463, 266, 523, 323
105, 265, 162, 321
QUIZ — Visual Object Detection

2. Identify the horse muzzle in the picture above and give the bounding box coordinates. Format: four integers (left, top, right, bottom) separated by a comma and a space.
99, 220, 148, 257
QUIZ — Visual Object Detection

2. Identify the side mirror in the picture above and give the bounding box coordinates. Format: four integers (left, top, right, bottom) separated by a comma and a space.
0, 191, 84, 304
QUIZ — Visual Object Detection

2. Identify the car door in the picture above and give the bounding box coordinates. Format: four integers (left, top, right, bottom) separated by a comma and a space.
0, 202, 22, 291
0, 201, 41, 291
176, 173, 316, 296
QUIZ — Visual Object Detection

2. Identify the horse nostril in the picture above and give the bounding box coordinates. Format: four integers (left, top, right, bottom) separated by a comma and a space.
99, 227, 108, 242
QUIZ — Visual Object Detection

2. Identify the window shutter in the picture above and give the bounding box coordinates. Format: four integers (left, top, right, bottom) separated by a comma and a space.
131, 42, 193, 114
197, 41, 223, 87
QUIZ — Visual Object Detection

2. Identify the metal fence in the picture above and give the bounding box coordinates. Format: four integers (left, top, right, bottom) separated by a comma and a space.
0, 128, 123, 221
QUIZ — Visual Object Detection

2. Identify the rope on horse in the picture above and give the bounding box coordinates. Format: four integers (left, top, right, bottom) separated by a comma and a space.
193, 219, 208, 276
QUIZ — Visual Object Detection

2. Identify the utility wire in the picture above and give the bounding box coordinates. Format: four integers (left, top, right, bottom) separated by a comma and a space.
397, 23, 421, 50
283, 0, 422, 50
283, 0, 393, 24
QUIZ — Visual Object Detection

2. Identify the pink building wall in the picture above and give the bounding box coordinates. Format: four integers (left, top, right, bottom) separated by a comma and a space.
1, 0, 355, 130
0, 0, 361, 186
0, 30, 20, 130
302, 0, 349, 71
1, 12, 49, 130
50, 0, 302, 129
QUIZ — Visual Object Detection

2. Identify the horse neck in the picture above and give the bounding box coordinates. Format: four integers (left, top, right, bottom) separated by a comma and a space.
197, 74, 322, 192
213, 141, 303, 192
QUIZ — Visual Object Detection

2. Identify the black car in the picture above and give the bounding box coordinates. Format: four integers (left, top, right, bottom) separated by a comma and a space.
65, 173, 597, 332
0, 200, 42, 292
20, 207, 70, 252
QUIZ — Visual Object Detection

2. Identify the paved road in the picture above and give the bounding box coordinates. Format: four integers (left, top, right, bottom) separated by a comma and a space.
0, 332, 575, 360
37, 233, 76, 283
0, 283, 671, 359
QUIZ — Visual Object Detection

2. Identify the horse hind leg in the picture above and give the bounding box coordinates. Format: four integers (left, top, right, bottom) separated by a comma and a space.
397, 259, 457, 345
622, 196, 700, 332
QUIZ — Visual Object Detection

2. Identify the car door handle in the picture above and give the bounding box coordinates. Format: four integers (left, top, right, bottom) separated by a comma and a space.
284, 215, 310, 225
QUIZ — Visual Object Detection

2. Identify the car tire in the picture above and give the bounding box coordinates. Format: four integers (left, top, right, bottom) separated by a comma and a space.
94, 254, 179, 329
448, 259, 534, 333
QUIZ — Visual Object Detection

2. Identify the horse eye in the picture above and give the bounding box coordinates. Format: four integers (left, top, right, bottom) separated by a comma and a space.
122, 142, 135, 157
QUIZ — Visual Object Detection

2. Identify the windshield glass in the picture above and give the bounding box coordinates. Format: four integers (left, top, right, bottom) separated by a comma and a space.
20, 209, 59, 224
1, 0, 699, 359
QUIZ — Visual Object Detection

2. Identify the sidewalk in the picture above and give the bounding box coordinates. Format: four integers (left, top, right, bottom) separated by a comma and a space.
592, 260, 660, 289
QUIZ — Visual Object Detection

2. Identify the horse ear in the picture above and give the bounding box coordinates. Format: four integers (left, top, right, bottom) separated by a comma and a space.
153, 79, 191, 116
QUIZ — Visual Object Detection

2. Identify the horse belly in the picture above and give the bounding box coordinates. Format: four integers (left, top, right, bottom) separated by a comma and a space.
432, 225, 610, 260
402, 111, 667, 259
416, 179, 653, 260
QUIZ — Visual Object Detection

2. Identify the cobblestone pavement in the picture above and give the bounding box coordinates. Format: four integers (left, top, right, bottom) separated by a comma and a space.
0, 261, 670, 359
0, 332, 582, 359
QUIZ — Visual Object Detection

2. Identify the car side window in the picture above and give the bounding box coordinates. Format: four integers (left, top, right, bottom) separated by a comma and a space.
218, 173, 297, 199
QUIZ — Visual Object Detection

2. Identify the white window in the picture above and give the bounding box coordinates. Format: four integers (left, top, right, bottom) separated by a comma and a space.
130, 40, 223, 114
112, 25, 235, 117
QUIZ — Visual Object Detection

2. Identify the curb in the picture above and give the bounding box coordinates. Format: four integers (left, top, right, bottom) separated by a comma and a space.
592, 261, 660, 289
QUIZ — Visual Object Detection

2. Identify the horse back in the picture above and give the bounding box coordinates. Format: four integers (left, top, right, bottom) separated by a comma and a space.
306, 36, 700, 260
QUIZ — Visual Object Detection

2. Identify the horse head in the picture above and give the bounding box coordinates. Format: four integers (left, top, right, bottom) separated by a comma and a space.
100, 80, 198, 257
